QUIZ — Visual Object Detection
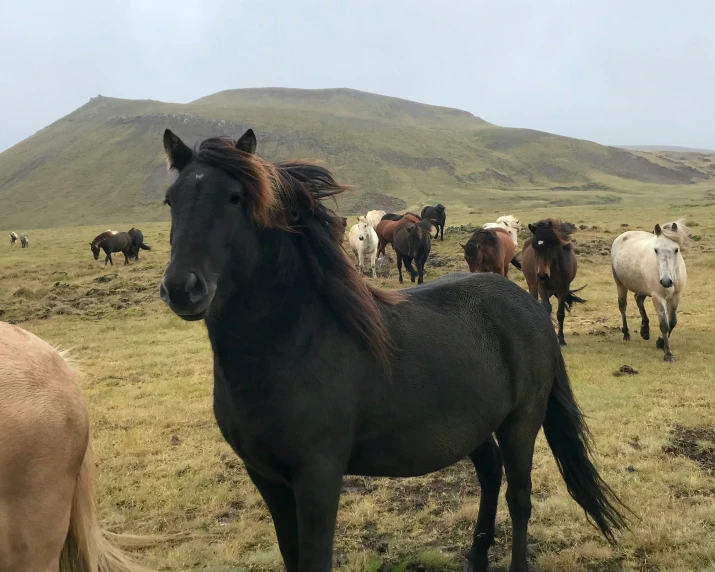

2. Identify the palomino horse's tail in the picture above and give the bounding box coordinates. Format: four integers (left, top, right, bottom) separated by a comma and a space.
60, 443, 154, 572
542, 351, 631, 544
565, 285, 587, 310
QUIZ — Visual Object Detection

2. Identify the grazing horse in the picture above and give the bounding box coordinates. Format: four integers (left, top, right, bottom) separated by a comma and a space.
522, 219, 585, 346
611, 219, 689, 362
393, 219, 432, 284
461, 227, 516, 277
9, 232, 18, 246
0, 321, 149, 572
365, 210, 386, 229
375, 214, 420, 256
420, 204, 446, 240
349, 217, 379, 277
19, 233, 29, 248
127, 228, 152, 261
90, 231, 133, 265
159, 129, 627, 572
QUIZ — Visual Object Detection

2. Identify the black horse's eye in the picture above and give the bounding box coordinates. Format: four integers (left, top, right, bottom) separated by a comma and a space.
654, 249, 658, 254
164, 198, 172, 207
229, 193, 241, 205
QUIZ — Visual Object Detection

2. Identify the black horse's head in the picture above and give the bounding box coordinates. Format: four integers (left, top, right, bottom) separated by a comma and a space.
527, 219, 572, 281
90, 242, 101, 260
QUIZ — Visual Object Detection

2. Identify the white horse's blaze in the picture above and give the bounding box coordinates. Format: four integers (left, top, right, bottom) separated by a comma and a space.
537, 240, 544, 246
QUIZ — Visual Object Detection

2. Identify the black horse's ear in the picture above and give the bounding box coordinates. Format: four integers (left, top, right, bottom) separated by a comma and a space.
236, 129, 257, 154
654, 224, 662, 236
163, 129, 193, 171
528, 224, 536, 234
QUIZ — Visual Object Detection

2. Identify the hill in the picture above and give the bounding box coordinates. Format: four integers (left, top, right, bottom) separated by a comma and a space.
618, 145, 715, 154
1, 87, 713, 229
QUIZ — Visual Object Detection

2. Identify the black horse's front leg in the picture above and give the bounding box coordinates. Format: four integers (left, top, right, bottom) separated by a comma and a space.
105, 252, 113, 265
556, 295, 567, 346
440, 223, 444, 241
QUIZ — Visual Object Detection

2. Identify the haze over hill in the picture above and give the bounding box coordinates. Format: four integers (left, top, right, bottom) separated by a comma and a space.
1, 88, 713, 229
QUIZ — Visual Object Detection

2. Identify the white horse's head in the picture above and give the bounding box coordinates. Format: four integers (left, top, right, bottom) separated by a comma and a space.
355, 217, 370, 241
654, 219, 690, 288
496, 215, 522, 232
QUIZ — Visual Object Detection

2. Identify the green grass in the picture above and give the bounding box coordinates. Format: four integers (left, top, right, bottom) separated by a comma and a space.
1, 88, 713, 230
1, 200, 714, 571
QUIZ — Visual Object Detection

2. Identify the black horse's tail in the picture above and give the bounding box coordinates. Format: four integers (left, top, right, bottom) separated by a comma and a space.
565, 285, 587, 311
510, 255, 521, 270
542, 352, 630, 544
139, 243, 151, 251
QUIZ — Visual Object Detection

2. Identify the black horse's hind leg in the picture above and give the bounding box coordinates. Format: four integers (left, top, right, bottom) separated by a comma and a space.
440, 223, 444, 241
464, 437, 503, 572
397, 253, 404, 284
556, 294, 568, 346
416, 255, 426, 284
404, 257, 417, 283
247, 468, 299, 572
635, 294, 650, 340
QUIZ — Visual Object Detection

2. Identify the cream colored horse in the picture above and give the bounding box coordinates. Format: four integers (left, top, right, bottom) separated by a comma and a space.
349, 217, 379, 278
0, 321, 150, 572
611, 219, 690, 362
483, 214, 522, 247
365, 210, 386, 229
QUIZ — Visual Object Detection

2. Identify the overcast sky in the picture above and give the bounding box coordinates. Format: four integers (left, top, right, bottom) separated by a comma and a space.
2, 0, 714, 152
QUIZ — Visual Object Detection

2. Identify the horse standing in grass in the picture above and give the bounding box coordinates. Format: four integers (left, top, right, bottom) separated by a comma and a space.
393, 219, 432, 284
522, 219, 585, 346
127, 228, 152, 261
484, 215, 522, 247
611, 219, 689, 362
374, 213, 420, 256
348, 218, 379, 278
420, 204, 446, 240
159, 129, 627, 572
0, 321, 150, 572
365, 210, 386, 229
9, 232, 18, 246
20, 233, 30, 248
90, 231, 133, 265
461, 227, 516, 277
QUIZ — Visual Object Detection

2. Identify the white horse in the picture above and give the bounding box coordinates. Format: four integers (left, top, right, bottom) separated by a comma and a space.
9, 232, 18, 246
611, 219, 690, 362
19, 233, 29, 248
349, 217, 379, 278
483, 214, 522, 247
365, 210, 386, 229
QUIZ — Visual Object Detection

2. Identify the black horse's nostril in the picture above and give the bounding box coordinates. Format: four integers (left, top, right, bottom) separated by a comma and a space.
660, 278, 673, 288
537, 273, 549, 282
185, 272, 208, 303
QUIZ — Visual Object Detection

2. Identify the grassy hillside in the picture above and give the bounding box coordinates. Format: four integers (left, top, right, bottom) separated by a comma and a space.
1, 87, 713, 229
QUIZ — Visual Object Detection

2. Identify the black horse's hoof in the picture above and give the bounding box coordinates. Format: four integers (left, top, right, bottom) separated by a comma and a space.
623, 333, 631, 342
664, 354, 676, 363
559, 339, 567, 346
640, 327, 650, 340
462, 558, 488, 572
656, 338, 665, 349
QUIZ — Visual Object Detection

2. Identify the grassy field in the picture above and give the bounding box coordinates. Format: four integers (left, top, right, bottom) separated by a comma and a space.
1, 201, 715, 571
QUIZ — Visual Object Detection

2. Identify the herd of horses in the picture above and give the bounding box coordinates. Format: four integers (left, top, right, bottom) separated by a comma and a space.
8, 231, 29, 248
89, 227, 151, 265
0, 129, 693, 571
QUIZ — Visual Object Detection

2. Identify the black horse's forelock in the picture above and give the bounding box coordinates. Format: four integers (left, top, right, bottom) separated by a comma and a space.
464, 228, 498, 257
531, 219, 573, 249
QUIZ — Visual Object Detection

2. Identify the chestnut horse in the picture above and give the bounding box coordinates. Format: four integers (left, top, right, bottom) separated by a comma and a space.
461, 227, 516, 277
375, 213, 420, 256
522, 219, 585, 345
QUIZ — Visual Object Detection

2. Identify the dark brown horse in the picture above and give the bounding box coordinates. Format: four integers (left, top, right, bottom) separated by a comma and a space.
375, 214, 420, 256
393, 219, 432, 284
89, 230, 133, 265
420, 204, 446, 240
127, 228, 151, 260
461, 227, 516, 277
522, 219, 585, 345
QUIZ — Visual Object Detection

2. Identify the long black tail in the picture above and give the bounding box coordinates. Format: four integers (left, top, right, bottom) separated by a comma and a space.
565, 285, 587, 311
510, 255, 521, 270
139, 243, 151, 251
542, 352, 630, 544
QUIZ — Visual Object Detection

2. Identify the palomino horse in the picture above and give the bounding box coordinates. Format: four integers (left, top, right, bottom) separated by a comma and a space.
90, 231, 133, 265
365, 210, 386, 229
522, 219, 585, 346
484, 215, 522, 247
9, 232, 18, 246
348, 217, 379, 278
611, 219, 690, 362
420, 204, 446, 240
159, 129, 626, 572
0, 321, 148, 572
393, 219, 432, 284
374, 213, 420, 256
461, 227, 516, 277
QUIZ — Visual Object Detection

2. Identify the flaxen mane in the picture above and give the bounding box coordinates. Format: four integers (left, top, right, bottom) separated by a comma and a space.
661, 218, 691, 248
191, 136, 403, 369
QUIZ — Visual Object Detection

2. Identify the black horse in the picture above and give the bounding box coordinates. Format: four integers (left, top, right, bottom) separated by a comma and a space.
89, 231, 133, 265
380, 212, 422, 222
160, 129, 627, 572
393, 219, 432, 284
420, 204, 446, 240
127, 228, 152, 260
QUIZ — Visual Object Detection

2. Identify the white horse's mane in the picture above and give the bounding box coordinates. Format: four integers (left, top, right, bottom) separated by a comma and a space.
496, 214, 521, 229
660, 218, 691, 248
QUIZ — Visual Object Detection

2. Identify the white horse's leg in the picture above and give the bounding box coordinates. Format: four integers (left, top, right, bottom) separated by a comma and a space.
614, 276, 630, 341
370, 248, 377, 278
652, 295, 675, 362
667, 293, 680, 337
634, 294, 650, 340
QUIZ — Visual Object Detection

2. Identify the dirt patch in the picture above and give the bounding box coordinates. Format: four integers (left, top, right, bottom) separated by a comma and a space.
573, 237, 611, 257
613, 365, 639, 377
663, 425, 715, 472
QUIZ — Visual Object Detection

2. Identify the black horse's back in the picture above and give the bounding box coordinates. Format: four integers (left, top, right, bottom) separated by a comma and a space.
128, 228, 151, 260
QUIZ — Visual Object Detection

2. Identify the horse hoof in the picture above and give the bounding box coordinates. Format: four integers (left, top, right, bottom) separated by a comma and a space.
462, 559, 488, 572
623, 334, 631, 342
559, 339, 567, 346
641, 332, 650, 341
656, 338, 665, 349
664, 354, 676, 363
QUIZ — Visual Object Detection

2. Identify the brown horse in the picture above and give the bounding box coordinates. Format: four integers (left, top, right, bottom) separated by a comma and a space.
0, 321, 150, 571
375, 214, 420, 256
90, 230, 133, 265
522, 219, 585, 345
461, 227, 516, 277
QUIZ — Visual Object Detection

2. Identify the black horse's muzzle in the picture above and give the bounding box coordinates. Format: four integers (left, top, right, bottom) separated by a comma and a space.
160, 270, 212, 320
537, 273, 550, 282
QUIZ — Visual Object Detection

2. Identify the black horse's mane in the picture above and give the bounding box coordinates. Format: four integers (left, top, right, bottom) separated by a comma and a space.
530, 219, 573, 248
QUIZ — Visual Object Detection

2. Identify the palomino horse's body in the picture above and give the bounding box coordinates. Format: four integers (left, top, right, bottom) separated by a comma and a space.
159, 129, 626, 572
462, 227, 516, 277
374, 214, 420, 257
348, 218, 379, 278
611, 220, 689, 362
522, 219, 585, 346
0, 321, 147, 572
